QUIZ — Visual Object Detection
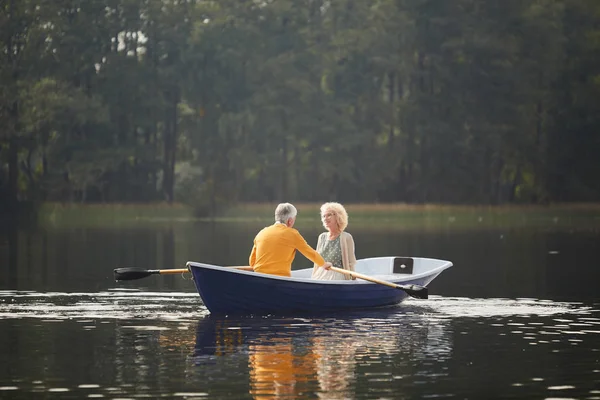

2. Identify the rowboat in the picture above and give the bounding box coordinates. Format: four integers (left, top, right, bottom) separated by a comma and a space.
187, 256, 452, 315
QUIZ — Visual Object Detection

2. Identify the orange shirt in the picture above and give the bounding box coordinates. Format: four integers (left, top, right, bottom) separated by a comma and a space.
249, 224, 326, 277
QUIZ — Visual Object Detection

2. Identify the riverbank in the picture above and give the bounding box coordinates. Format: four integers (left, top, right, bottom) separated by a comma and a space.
36, 202, 600, 229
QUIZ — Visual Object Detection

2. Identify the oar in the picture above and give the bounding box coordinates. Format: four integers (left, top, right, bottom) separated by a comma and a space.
329, 266, 428, 299
114, 266, 254, 281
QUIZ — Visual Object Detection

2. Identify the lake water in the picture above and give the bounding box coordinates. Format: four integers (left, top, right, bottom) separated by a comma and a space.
1, 215, 599, 399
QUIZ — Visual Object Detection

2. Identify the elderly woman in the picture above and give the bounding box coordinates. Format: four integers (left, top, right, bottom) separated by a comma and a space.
311, 202, 357, 280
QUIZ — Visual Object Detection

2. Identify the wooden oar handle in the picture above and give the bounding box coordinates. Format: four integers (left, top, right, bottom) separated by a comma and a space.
329, 267, 398, 289
157, 268, 189, 275
157, 266, 254, 275
329, 266, 428, 299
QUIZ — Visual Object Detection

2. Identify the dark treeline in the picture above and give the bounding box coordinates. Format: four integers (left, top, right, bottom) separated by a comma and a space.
1, 0, 600, 215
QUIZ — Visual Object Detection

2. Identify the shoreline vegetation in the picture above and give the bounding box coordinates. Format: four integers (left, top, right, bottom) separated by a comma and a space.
37, 202, 600, 229
3, 2, 600, 221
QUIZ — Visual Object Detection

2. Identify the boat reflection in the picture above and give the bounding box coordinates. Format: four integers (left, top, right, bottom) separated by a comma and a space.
190, 307, 452, 399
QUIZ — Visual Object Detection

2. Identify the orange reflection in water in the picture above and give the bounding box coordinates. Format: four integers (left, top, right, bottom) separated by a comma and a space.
247, 328, 361, 399
249, 338, 319, 398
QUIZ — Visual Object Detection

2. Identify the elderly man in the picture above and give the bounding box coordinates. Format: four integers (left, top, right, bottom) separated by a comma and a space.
249, 203, 332, 277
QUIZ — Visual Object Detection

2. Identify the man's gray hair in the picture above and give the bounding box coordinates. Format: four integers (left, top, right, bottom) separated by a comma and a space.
274, 203, 297, 223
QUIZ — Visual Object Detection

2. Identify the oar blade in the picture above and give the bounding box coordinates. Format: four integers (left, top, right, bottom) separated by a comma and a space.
397, 284, 428, 299
114, 267, 155, 281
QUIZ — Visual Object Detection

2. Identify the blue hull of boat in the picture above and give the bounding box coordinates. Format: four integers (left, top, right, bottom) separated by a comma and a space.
188, 262, 442, 315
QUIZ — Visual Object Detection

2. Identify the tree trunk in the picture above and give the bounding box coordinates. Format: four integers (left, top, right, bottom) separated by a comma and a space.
162, 87, 179, 203
6, 0, 19, 211
388, 71, 395, 149
279, 112, 288, 201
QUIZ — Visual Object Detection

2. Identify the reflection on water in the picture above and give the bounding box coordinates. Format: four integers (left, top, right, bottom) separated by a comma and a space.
190, 309, 453, 400
250, 337, 318, 398
2, 217, 600, 398
0, 290, 207, 320
1, 291, 589, 321
0, 291, 598, 399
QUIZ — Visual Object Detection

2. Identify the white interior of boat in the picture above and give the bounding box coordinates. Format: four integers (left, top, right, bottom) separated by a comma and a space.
292, 256, 452, 282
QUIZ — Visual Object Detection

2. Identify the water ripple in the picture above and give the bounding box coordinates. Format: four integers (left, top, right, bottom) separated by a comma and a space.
0, 291, 594, 321
0, 289, 205, 321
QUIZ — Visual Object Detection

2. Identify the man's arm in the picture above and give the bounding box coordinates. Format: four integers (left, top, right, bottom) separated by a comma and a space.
293, 230, 327, 266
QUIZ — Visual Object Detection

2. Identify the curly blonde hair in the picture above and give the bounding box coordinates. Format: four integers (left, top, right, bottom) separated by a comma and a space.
320, 202, 348, 231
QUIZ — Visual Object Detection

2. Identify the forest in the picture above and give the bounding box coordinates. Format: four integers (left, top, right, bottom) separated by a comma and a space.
1, 0, 600, 215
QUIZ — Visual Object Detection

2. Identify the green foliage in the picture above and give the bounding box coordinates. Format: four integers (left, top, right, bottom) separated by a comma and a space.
2, 0, 600, 214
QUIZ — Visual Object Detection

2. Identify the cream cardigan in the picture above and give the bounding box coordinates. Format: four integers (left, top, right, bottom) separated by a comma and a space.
311, 231, 357, 280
